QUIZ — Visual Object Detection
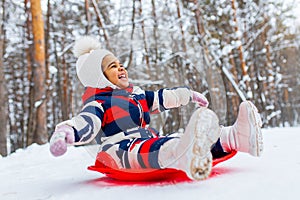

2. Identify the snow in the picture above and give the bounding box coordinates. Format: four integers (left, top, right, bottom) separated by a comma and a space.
49, 66, 58, 75
34, 100, 43, 108
1, 127, 300, 200
222, 66, 247, 101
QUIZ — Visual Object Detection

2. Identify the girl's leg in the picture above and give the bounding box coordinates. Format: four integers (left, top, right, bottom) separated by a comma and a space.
98, 101, 263, 176
99, 134, 179, 170
158, 107, 220, 180
211, 138, 230, 159
219, 101, 263, 157
100, 108, 220, 180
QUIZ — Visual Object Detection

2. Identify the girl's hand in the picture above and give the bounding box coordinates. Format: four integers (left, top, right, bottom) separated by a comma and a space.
49, 125, 75, 157
191, 91, 209, 107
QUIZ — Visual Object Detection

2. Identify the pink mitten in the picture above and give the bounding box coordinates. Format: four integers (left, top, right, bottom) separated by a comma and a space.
191, 91, 209, 107
50, 125, 75, 157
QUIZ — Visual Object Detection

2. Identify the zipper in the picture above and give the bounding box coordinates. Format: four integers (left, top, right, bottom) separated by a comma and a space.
131, 95, 145, 127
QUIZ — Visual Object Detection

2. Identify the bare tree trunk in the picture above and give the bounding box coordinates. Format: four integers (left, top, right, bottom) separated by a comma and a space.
127, 0, 136, 70
265, 41, 278, 126
231, 0, 247, 76
45, 0, 51, 80
228, 50, 240, 122
91, 0, 110, 49
175, 0, 187, 53
62, 37, 70, 120
84, 0, 91, 34
44, 0, 53, 132
27, 0, 48, 145
25, 0, 35, 146
57, 2, 69, 120
0, 0, 8, 156
53, 36, 62, 124
151, 0, 159, 71
193, 0, 204, 35
137, 0, 151, 77
192, 0, 227, 123
175, 0, 190, 125
231, 0, 251, 97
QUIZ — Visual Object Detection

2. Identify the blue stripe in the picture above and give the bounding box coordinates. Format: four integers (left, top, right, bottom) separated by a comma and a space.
148, 127, 159, 136
158, 89, 167, 111
123, 127, 152, 138
84, 92, 111, 105
103, 116, 142, 137
148, 137, 174, 168
81, 106, 104, 121
102, 144, 113, 151
137, 140, 147, 169
137, 154, 146, 168
123, 151, 130, 168
118, 139, 130, 151
76, 124, 90, 139
118, 140, 132, 168
145, 91, 154, 109
128, 138, 147, 168
81, 115, 94, 131
133, 93, 146, 100
77, 115, 94, 142
73, 127, 80, 142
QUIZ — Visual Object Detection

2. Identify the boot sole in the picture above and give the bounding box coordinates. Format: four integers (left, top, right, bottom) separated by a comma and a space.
189, 108, 220, 180
245, 101, 263, 157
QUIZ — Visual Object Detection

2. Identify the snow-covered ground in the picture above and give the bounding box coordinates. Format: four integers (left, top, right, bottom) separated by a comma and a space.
1, 127, 300, 200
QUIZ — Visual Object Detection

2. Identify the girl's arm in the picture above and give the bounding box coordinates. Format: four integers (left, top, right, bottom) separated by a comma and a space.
55, 100, 104, 145
145, 87, 209, 113
145, 87, 192, 113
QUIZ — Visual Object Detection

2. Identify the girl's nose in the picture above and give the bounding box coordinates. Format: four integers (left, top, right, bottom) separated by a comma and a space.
118, 65, 125, 71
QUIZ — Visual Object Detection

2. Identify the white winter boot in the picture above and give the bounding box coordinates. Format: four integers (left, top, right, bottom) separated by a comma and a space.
220, 101, 263, 157
159, 108, 220, 180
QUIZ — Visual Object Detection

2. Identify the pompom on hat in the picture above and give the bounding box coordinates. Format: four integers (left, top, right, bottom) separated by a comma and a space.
73, 36, 118, 88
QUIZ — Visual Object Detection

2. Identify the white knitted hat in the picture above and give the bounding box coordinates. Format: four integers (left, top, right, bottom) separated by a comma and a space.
73, 36, 117, 88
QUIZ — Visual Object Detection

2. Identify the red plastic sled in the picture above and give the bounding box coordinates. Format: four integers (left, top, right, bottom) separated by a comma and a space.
88, 151, 237, 181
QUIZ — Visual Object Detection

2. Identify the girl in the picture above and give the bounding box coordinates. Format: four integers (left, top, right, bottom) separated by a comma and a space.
50, 36, 263, 181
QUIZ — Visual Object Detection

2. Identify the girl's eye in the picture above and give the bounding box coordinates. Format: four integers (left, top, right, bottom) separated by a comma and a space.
120, 64, 127, 69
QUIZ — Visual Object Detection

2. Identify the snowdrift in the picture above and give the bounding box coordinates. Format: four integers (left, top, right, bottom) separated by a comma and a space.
1, 127, 300, 200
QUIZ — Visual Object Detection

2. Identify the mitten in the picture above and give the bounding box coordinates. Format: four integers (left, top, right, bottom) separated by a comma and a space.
191, 91, 209, 107
49, 125, 75, 157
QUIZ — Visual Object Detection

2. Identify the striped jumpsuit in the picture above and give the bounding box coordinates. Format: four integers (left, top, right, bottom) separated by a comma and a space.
57, 84, 224, 170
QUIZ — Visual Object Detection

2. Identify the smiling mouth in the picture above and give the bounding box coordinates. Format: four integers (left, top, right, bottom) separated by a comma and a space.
118, 74, 126, 79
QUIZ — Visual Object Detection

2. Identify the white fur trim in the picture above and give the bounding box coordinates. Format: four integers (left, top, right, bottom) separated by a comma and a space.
73, 36, 101, 58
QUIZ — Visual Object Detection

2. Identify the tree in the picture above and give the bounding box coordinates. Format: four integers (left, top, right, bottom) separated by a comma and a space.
0, 0, 8, 156
27, 0, 48, 145
1, 0, 299, 155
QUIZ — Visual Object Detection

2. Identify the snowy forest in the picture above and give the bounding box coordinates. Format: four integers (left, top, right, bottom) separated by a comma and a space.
0, 0, 299, 156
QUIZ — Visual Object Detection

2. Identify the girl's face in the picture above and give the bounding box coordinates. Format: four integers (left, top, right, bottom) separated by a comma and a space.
103, 60, 129, 89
